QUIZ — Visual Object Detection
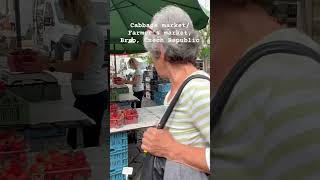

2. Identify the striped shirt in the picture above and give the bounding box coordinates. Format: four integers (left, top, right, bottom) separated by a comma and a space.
212, 28, 320, 179
164, 70, 210, 148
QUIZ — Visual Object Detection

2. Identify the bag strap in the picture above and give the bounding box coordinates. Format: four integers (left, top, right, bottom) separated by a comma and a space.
211, 40, 320, 130
158, 74, 210, 129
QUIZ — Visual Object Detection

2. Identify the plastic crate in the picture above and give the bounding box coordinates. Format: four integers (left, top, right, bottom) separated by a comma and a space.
145, 85, 151, 91
154, 91, 167, 100
110, 132, 128, 152
24, 128, 66, 139
145, 91, 151, 99
155, 96, 165, 105
154, 91, 166, 105
157, 83, 171, 92
118, 102, 131, 108
110, 170, 125, 180
112, 87, 129, 94
43, 83, 61, 101
0, 91, 29, 125
110, 149, 128, 173
9, 83, 61, 102
150, 84, 158, 91
110, 91, 119, 101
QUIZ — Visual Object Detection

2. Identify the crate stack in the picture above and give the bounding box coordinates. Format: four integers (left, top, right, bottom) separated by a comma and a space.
110, 132, 128, 180
154, 83, 171, 105
143, 70, 154, 100
0, 91, 30, 125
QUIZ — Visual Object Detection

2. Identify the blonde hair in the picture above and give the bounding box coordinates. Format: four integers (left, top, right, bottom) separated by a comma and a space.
60, 0, 92, 27
128, 58, 137, 65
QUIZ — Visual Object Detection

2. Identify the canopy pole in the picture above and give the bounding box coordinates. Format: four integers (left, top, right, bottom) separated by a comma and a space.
14, 0, 22, 48
114, 44, 117, 76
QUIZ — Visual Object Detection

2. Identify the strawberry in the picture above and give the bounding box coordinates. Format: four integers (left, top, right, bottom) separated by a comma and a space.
36, 153, 46, 163
30, 163, 41, 174
19, 153, 27, 163
6, 174, 18, 180
6, 161, 23, 176
17, 172, 31, 180
74, 151, 86, 162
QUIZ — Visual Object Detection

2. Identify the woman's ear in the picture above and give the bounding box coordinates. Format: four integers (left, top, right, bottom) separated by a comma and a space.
159, 44, 165, 62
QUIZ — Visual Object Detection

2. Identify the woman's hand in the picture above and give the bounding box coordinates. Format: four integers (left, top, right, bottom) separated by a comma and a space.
141, 128, 177, 160
141, 127, 210, 173
22, 55, 49, 73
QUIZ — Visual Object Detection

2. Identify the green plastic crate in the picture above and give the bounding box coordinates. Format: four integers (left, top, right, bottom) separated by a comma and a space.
112, 87, 129, 94
110, 91, 119, 101
9, 84, 61, 102
0, 91, 30, 125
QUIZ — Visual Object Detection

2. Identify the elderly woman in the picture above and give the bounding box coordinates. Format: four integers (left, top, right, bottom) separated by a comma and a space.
141, 6, 210, 179
23, 0, 107, 148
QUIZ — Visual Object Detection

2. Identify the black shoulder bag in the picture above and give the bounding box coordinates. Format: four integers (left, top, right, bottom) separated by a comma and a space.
140, 74, 210, 180
210, 41, 320, 176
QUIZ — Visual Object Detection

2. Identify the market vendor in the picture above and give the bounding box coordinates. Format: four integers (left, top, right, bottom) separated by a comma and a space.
141, 5, 210, 179
118, 58, 144, 108
22, 0, 107, 149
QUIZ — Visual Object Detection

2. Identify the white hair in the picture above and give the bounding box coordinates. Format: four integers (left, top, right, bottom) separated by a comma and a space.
143, 5, 200, 64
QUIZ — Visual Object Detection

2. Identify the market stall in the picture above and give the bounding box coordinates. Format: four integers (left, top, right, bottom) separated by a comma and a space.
0, 130, 107, 179
0, 0, 109, 179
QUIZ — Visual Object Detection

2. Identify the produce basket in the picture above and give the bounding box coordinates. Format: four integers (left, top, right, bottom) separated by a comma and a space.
110, 112, 124, 129
0, 130, 28, 167
112, 77, 123, 85
110, 103, 119, 113
7, 49, 38, 72
123, 109, 138, 125
30, 150, 91, 180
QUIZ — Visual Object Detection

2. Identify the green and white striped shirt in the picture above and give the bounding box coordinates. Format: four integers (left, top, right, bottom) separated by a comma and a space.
164, 71, 210, 148
213, 28, 320, 180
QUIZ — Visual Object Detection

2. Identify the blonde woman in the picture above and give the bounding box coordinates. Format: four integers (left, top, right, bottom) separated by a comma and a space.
119, 58, 144, 108
23, 0, 107, 148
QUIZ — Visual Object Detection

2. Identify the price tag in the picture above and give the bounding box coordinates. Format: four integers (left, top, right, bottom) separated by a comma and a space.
122, 167, 133, 175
